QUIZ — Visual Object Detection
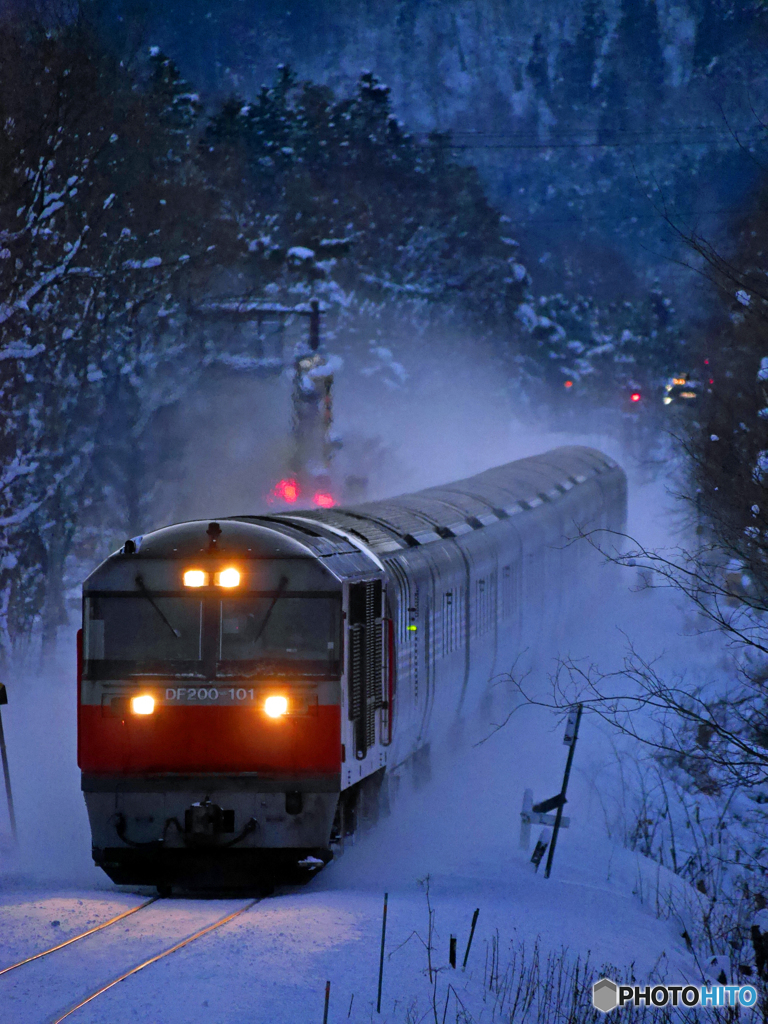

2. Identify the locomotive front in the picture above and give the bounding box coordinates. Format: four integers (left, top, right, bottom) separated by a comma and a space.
78, 518, 346, 889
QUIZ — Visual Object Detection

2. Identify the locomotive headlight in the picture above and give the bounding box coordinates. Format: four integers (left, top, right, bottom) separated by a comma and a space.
130, 694, 155, 716
184, 569, 208, 588
264, 695, 289, 718
215, 567, 240, 588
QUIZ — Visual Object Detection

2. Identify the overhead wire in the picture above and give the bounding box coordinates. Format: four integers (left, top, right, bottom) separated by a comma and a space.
413, 125, 767, 151
497, 206, 747, 228
406, 124, 766, 225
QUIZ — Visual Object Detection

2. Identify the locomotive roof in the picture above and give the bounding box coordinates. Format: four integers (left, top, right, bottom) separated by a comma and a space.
134, 519, 326, 559
84, 517, 374, 590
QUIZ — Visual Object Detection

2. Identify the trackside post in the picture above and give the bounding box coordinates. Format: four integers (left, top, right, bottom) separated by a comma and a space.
322, 980, 331, 1024
462, 909, 479, 970
377, 892, 388, 1013
544, 704, 582, 879
0, 683, 16, 843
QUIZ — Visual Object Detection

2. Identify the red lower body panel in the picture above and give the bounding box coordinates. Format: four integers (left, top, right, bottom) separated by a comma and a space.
78, 705, 341, 775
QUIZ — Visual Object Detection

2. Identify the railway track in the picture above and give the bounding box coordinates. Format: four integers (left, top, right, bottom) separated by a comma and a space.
0, 893, 263, 1024
0, 896, 161, 978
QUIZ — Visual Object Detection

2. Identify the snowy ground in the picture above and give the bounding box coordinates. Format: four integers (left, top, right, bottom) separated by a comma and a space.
0, 438, 723, 1023
0, 697, 703, 1024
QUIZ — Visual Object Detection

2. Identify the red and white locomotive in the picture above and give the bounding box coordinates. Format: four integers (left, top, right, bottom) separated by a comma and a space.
78, 446, 626, 890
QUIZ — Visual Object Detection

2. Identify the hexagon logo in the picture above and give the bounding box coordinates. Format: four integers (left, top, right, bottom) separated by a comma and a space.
593, 977, 619, 1013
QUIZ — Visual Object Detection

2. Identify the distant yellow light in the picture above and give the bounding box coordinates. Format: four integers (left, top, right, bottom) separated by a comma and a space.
672, 377, 687, 385
264, 695, 288, 718
184, 569, 208, 588
131, 694, 155, 716
215, 567, 241, 588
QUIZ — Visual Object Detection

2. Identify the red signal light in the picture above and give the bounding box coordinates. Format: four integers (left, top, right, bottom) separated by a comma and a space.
564, 380, 573, 389
271, 478, 300, 503
313, 492, 335, 509
630, 392, 641, 403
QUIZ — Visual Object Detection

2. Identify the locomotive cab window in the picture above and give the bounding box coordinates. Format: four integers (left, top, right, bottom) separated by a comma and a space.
83, 592, 341, 679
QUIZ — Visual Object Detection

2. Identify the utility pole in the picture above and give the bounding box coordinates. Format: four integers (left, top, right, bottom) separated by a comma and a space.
292, 302, 339, 498
193, 297, 342, 503
308, 298, 320, 351
0, 683, 17, 844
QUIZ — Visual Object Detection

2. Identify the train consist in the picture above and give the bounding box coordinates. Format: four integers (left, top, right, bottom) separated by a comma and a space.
78, 446, 626, 889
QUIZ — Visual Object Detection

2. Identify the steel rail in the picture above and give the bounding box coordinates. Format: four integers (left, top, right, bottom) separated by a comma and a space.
49, 898, 260, 1024
0, 897, 160, 977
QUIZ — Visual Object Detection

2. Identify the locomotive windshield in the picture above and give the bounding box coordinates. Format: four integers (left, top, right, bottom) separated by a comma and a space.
218, 597, 340, 672
85, 597, 202, 663
84, 593, 341, 679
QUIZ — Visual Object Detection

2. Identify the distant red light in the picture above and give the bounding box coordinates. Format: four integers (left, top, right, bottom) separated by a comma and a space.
313, 492, 335, 509
630, 392, 641, 402
704, 359, 709, 365
564, 380, 573, 389
272, 478, 300, 503
709, 379, 714, 385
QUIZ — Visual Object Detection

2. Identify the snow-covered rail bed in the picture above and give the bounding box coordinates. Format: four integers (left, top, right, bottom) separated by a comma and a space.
0, 856, 700, 1024
0, 893, 261, 1024
0, 895, 160, 979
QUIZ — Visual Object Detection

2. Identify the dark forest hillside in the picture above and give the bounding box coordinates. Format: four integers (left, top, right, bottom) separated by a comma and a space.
103, 0, 768, 299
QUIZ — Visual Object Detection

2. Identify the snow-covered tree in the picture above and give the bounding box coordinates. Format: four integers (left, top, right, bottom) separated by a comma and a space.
0, 16, 221, 663
200, 67, 539, 374
673, 171, 768, 603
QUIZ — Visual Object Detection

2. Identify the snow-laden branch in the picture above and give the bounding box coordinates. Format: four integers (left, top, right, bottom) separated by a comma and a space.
0, 499, 42, 527
0, 341, 45, 360
0, 229, 86, 326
